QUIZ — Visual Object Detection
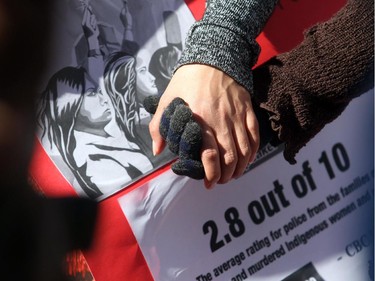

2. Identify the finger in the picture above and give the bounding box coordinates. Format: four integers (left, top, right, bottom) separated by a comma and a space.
148, 123, 166, 156
91, 14, 97, 29
245, 106, 260, 164
216, 129, 238, 184
82, 6, 88, 24
179, 121, 202, 161
176, 121, 205, 179
167, 104, 193, 154
171, 119, 204, 180
160, 97, 185, 139
200, 126, 221, 189
149, 113, 165, 156
252, 100, 274, 150
172, 159, 205, 180
149, 97, 185, 155
232, 121, 252, 179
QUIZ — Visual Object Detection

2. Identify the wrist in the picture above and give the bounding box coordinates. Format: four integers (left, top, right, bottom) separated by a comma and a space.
87, 37, 100, 49
176, 23, 256, 94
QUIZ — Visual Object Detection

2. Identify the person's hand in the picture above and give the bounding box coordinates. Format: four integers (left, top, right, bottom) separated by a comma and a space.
81, 4, 99, 42
120, 0, 133, 30
149, 64, 260, 188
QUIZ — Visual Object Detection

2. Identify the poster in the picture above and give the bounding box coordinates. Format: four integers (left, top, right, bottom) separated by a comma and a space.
119, 90, 374, 281
34, 0, 195, 200
27, 0, 372, 280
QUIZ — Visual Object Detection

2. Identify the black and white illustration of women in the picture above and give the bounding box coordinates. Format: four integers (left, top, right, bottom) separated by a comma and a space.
37, 0, 182, 199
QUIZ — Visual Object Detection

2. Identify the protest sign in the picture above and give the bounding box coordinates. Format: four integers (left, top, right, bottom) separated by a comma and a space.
28, 1, 372, 280
119, 90, 374, 281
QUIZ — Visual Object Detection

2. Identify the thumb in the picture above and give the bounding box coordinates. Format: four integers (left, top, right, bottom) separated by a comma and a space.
149, 108, 166, 156
144, 94, 164, 155
149, 118, 166, 156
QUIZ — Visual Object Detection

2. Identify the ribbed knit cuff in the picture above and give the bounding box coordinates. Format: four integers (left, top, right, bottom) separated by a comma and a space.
175, 23, 259, 94
253, 0, 374, 164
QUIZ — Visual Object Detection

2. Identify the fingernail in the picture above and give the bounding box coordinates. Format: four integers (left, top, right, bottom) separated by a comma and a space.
152, 140, 158, 156
205, 182, 215, 189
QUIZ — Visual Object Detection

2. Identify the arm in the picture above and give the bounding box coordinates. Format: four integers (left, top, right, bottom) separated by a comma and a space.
252, 0, 374, 164
82, 4, 104, 84
150, 0, 278, 188
120, 0, 134, 42
177, 0, 278, 93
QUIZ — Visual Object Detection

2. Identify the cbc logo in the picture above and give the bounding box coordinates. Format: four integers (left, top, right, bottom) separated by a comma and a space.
345, 234, 372, 257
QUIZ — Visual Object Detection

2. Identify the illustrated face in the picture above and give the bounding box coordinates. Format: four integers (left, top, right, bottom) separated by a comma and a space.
136, 50, 158, 101
77, 87, 112, 128
136, 64, 158, 99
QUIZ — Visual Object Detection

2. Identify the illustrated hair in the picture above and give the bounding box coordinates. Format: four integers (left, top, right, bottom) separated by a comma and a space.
37, 66, 103, 198
149, 45, 180, 93
38, 67, 84, 152
104, 52, 138, 141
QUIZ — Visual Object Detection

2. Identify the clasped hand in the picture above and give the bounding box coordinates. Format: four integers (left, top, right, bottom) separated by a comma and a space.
147, 64, 260, 188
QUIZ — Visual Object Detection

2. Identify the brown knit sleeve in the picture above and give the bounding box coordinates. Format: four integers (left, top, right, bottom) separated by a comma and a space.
252, 0, 374, 164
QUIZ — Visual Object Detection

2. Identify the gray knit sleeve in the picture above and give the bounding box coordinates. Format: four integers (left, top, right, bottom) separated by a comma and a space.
176, 0, 278, 93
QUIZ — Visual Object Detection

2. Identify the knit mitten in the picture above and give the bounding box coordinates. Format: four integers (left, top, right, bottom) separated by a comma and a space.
144, 95, 205, 179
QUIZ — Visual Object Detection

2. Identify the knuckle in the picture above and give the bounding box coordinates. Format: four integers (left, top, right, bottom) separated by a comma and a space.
248, 120, 259, 134
223, 150, 237, 167
201, 148, 219, 163
247, 112, 259, 128
238, 142, 251, 158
